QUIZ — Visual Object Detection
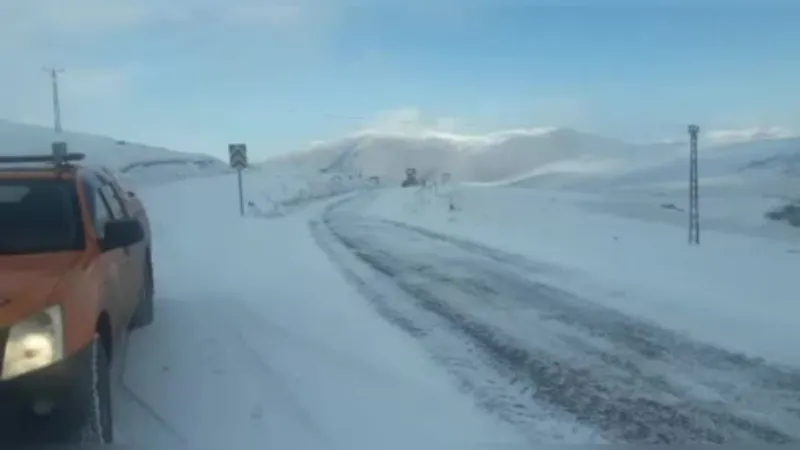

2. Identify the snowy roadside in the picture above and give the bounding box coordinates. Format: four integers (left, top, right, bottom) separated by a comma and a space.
118, 175, 529, 449
557, 189, 799, 244
353, 185, 799, 369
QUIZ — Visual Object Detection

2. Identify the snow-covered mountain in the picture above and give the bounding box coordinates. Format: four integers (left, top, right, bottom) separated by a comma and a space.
0, 120, 230, 184
547, 136, 800, 198
264, 126, 799, 197
265, 128, 666, 182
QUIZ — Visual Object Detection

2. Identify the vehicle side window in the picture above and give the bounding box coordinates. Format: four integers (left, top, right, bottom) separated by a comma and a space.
100, 184, 126, 219
107, 181, 131, 217
94, 189, 114, 239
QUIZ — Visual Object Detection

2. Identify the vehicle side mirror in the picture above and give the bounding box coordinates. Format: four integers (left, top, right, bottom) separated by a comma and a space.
101, 219, 144, 252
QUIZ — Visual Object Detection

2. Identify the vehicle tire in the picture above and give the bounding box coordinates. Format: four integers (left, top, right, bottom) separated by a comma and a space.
130, 258, 154, 329
66, 335, 114, 444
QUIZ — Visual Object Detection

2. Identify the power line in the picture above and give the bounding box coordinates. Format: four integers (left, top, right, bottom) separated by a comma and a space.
43, 67, 64, 133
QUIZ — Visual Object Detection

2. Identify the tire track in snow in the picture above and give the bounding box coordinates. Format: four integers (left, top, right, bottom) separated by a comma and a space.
315, 196, 800, 444
309, 216, 607, 444
378, 218, 800, 397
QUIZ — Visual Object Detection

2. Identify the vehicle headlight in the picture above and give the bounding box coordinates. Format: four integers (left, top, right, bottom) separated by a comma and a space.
1, 305, 65, 381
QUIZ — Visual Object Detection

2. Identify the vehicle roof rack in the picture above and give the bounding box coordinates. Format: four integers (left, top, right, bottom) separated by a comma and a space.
0, 142, 86, 168
0, 154, 86, 164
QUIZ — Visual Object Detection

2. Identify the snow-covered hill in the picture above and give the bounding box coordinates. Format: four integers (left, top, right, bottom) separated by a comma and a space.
263, 127, 799, 231
264, 127, 798, 195
0, 120, 230, 184
534, 136, 800, 196
265, 128, 662, 184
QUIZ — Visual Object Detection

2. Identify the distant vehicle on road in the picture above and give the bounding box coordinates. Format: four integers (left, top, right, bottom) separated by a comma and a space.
0, 147, 154, 444
402, 168, 420, 187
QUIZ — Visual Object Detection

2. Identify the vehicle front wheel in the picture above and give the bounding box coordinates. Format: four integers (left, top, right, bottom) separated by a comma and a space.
66, 335, 114, 444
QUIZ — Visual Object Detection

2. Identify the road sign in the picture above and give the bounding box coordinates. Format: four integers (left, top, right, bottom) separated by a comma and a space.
228, 143, 248, 216
228, 143, 248, 170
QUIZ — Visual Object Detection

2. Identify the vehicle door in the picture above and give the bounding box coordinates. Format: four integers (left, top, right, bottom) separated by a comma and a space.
96, 179, 141, 326
90, 183, 130, 337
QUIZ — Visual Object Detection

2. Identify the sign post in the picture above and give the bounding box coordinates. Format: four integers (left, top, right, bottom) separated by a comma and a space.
228, 143, 248, 217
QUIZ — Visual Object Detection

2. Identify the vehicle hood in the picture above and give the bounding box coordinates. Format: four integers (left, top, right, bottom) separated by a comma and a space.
0, 252, 83, 325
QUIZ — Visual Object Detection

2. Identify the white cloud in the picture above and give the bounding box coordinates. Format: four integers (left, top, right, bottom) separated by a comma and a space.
706, 126, 795, 146
363, 108, 468, 137
0, 0, 340, 127
367, 108, 430, 133
0, 0, 339, 47
57, 66, 139, 133
435, 117, 459, 133
62, 66, 138, 99
225, 1, 308, 25
0, 0, 152, 40
342, 107, 562, 146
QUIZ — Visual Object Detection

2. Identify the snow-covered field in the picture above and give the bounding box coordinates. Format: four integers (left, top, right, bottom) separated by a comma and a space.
1, 119, 798, 446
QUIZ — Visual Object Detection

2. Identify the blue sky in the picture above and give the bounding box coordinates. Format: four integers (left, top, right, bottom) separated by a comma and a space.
2, 1, 799, 160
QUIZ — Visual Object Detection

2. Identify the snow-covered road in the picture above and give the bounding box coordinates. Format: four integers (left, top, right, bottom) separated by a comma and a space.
114, 176, 528, 449
317, 194, 800, 444
109, 172, 799, 448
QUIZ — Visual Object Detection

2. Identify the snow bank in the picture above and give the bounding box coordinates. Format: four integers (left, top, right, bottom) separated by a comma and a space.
358, 185, 800, 368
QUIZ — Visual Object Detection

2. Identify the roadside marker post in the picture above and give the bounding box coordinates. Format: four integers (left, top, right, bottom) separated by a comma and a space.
228, 143, 248, 217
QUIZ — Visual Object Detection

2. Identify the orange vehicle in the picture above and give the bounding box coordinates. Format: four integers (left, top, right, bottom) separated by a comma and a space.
0, 147, 154, 444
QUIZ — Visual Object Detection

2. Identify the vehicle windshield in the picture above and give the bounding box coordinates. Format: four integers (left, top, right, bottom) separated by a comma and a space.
0, 178, 85, 254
